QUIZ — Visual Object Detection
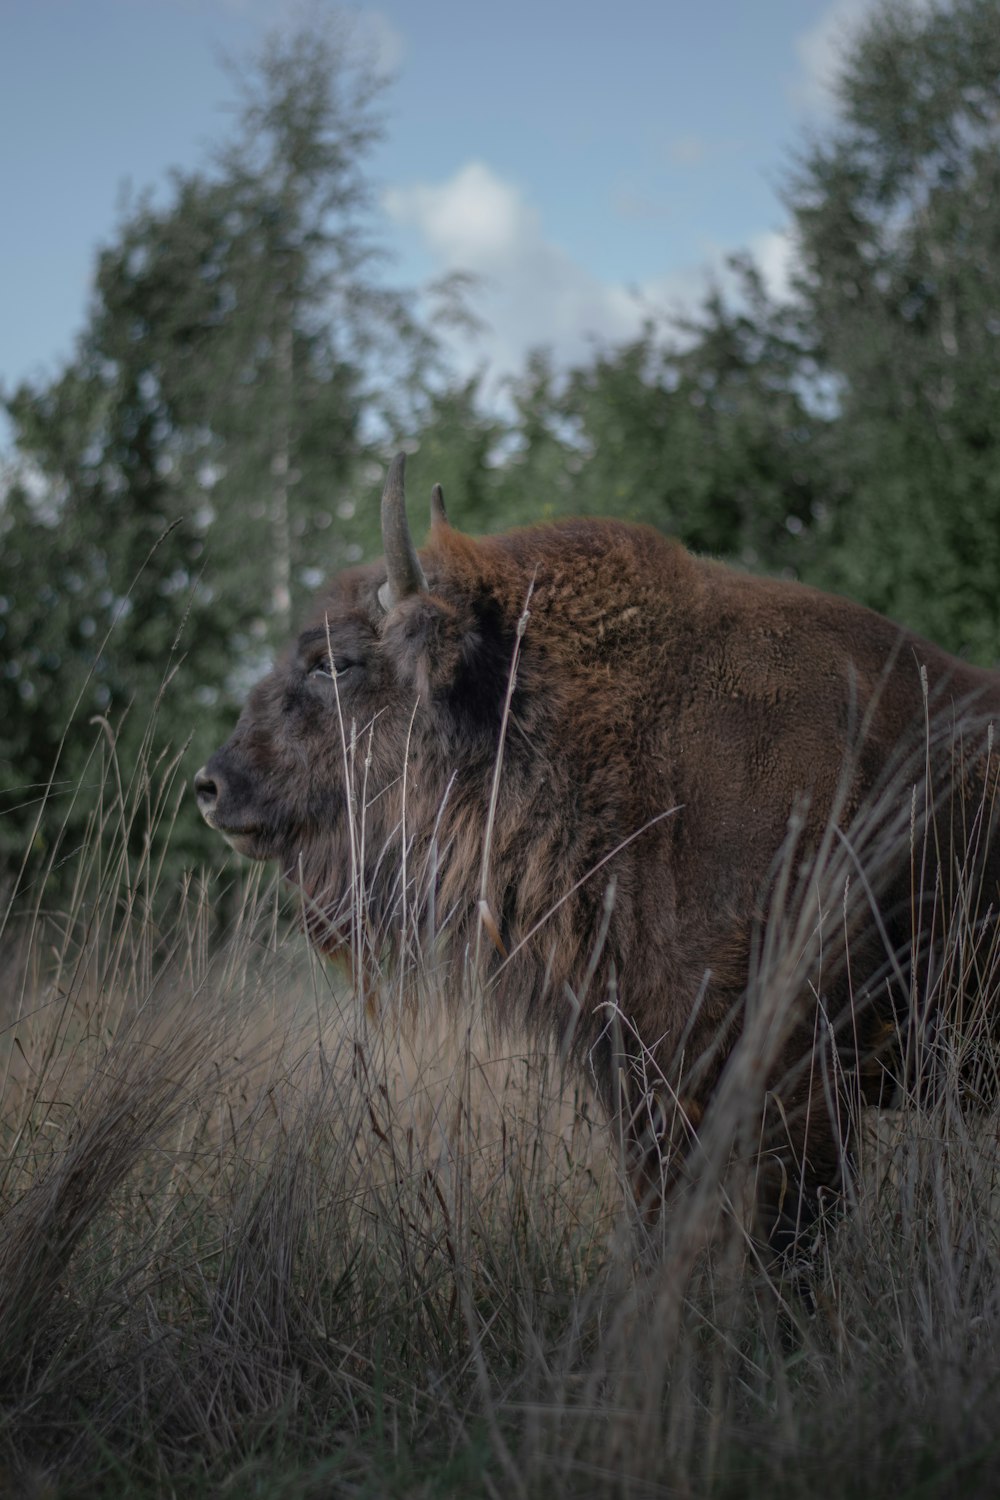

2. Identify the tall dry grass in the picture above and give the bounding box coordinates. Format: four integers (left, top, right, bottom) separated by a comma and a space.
2, 713, 1000, 1499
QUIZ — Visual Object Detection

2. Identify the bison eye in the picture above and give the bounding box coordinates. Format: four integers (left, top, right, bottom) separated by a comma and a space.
308, 656, 356, 681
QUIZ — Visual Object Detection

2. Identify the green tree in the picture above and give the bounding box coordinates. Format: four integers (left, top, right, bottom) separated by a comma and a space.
400, 375, 507, 538
1, 357, 214, 880
400, 283, 829, 581
1, 19, 436, 893
788, 0, 1000, 660
554, 265, 829, 576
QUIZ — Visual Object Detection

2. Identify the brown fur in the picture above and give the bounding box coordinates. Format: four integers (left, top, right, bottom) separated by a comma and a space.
197, 500, 1000, 1249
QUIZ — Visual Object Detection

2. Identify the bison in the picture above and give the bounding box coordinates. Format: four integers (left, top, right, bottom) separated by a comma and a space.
196, 454, 1000, 1249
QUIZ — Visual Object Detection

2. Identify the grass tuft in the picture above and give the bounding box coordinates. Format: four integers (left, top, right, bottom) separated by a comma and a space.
2, 718, 1000, 1498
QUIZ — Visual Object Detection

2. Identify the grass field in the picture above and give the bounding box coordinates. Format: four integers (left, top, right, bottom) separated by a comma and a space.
3, 736, 1000, 1499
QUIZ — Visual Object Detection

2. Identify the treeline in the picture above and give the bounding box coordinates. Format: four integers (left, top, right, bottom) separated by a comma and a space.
3, 0, 1000, 894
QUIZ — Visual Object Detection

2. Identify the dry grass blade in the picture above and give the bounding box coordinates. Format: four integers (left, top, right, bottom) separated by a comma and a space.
1, 701, 1000, 1497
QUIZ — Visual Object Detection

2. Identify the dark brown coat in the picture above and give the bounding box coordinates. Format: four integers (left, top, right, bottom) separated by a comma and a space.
196, 458, 1000, 1246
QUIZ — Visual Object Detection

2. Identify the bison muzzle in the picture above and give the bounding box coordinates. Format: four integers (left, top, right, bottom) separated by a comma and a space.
196, 453, 1000, 1251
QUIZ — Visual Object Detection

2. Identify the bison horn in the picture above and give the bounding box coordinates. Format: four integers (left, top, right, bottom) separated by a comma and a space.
430, 482, 448, 528
378, 452, 427, 611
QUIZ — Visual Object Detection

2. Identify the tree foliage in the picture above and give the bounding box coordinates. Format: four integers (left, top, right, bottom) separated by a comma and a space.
4, 0, 1000, 902
786, 0, 1000, 658
1, 19, 434, 888
409, 0, 1000, 667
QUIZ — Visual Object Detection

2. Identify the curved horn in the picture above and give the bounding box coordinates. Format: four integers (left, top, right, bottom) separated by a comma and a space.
430, 482, 449, 529
379, 452, 426, 611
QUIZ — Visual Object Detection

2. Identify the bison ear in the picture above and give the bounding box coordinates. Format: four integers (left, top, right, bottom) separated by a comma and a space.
381, 592, 480, 702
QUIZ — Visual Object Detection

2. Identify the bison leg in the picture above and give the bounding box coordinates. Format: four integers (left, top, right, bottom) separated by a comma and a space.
624, 1070, 853, 1260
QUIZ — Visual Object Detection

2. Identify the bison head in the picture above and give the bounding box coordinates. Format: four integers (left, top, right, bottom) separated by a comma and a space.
194, 454, 520, 956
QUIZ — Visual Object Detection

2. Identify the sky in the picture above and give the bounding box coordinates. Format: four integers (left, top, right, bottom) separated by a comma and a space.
0, 0, 874, 434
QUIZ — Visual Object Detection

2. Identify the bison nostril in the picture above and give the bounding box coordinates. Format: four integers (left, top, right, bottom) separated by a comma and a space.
194, 766, 219, 813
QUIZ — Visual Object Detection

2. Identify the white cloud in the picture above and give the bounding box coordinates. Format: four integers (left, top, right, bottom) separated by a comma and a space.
612, 185, 674, 222
637, 228, 799, 334
667, 134, 711, 167
385, 162, 644, 379
747, 228, 797, 303
356, 9, 405, 77
385, 162, 801, 383
386, 162, 533, 264
792, 0, 873, 112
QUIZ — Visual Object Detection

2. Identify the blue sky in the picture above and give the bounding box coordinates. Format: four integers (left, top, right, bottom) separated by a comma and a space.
1, 0, 871, 424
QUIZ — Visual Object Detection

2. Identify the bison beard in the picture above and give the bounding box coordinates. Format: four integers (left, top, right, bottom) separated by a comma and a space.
196, 454, 1000, 1254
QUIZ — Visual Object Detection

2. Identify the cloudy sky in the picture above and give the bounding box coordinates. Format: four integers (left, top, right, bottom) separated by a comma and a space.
1, 0, 872, 420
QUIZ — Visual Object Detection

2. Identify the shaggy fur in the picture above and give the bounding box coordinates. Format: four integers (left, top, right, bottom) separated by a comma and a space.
197, 483, 1000, 1246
